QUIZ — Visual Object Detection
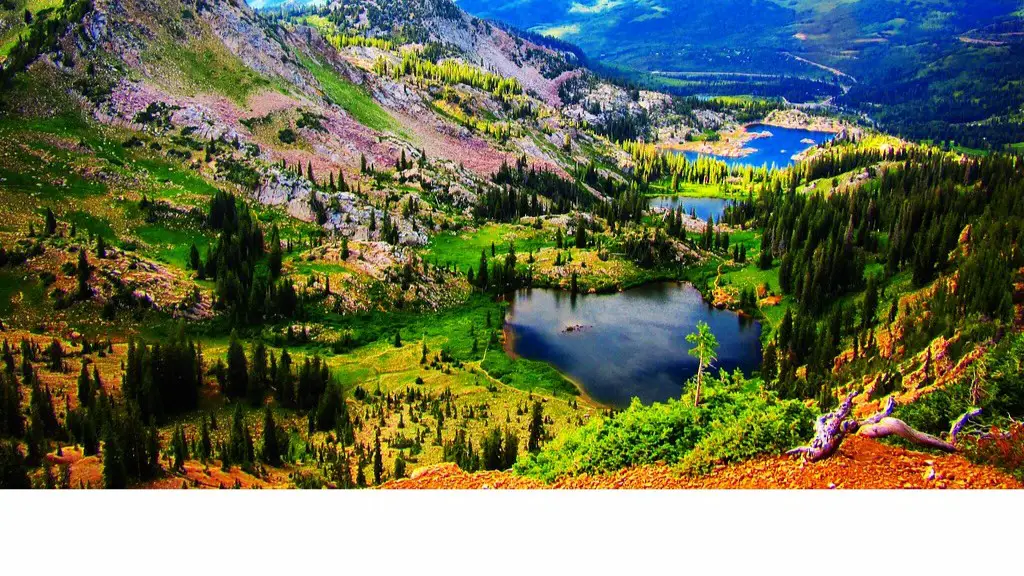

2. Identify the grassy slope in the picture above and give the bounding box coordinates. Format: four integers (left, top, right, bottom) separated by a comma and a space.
297, 53, 405, 136
0, 0, 64, 60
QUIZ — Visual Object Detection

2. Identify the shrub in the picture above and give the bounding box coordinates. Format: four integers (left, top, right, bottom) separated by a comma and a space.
961, 422, 1024, 481
277, 128, 297, 144
513, 370, 815, 482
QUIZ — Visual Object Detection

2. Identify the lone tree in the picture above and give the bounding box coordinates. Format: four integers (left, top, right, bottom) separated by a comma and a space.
76, 249, 91, 299
686, 321, 718, 406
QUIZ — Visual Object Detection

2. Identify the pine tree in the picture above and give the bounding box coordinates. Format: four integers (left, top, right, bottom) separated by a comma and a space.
527, 401, 544, 452
229, 403, 252, 468
268, 225, 283, 279
502, 428, 519, 469
0, 372, 24, 438
372, 430, 383, 485
393, 330, 402, 348
102, 425, 126, 489
393, 453, 406, 479
44, 208, 57, 236
575, 219, 587, 249
477, 250, 488, 289
225, 331, 248, 399
247, 340, 268, 406
0, 441, 31, 489
686, 321, 719, 406
171, 425, 188, 472
188, 244, 201, 271
76, 360, 93, 408
76, 249, 91, 299
261, 406, 282, 466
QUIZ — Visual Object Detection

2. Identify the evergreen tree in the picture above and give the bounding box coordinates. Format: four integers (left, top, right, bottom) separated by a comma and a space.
102, 425, 126, 489
477, 250, 489, 289
527, 401, 544, 452
76, 359, 92, 408
393, 452, 406, 479
372, 430, 383, 485
686, 321, 719, 406
268, 225, 283, 279
247, 340, 268, 406
44, 208, 57, 236
188, 243, 201, 271
76, 249, 91, 299
0, 372, 24, 438
261, 406, 282, 466
0, 441, 31, 489
171, 425, 188, 472
502, 428, 519, 469
575, 219, 587, 249
225, 331, 248, 399
229, 404, 253, 468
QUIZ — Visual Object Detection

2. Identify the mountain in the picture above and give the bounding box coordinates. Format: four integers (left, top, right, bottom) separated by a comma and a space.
456, 0, 1024, 146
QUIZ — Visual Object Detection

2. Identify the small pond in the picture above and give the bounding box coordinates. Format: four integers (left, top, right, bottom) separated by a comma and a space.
647, 196, 730, 221
505, 283, 762, 408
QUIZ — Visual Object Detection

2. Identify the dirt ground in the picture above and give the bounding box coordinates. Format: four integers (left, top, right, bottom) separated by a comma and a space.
382, 435, 1022, 490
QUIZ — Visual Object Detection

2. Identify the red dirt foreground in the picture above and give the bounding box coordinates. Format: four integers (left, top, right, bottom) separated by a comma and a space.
382, 436, 1021, 490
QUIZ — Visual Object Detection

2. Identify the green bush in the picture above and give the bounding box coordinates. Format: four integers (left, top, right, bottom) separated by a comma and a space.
513, 370, 815, 482
277, 128, 297, 144
896, 332, 1024, 435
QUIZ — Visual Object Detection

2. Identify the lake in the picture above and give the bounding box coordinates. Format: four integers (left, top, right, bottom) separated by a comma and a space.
676, 124, 835, 169
648, 196, 730, 221
505, 283, 762, 408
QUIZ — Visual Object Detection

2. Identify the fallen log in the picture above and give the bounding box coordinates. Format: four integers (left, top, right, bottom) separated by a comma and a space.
788, 393, 983, 461
786, 391, 857, 462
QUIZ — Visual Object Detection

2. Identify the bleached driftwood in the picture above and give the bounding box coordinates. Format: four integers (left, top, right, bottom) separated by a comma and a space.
786, 391, 858, 462
788, 392, 983, 461
858, 407, 983, 452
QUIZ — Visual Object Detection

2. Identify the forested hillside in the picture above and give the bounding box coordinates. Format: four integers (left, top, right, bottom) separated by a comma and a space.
0, 0, 1021, 489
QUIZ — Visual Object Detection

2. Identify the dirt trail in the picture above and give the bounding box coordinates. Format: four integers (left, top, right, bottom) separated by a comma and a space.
382, 436, 1020, 489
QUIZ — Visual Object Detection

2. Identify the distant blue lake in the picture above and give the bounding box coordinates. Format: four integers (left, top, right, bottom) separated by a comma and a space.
648, 196, 730, 221
675, 124, 835, 169
505, 283, 762, 408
